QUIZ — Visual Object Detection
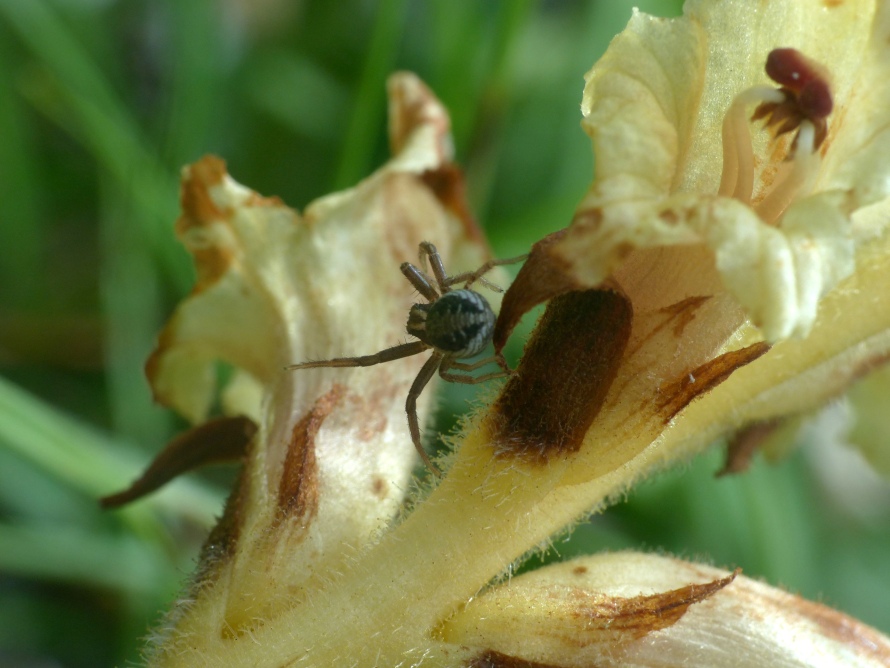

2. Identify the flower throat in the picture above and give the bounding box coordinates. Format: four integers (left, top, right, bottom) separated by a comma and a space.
718, 48, 833, 225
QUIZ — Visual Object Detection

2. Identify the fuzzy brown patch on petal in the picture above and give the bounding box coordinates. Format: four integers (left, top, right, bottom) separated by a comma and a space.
656, 342, 770, 423
277, 385, 345, 522
493, 229, 588, 353
99, 415, 256, 509
490, 289, 632, 462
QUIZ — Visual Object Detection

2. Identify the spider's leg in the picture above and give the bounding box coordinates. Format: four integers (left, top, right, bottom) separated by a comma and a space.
406, 351, 444, 475
443, 355, 504, 372
401, 262, 439, 302
286, 341, 428, 370
418, 241, 451, 294
438, 355, 510, 384
446, 253, 529, 290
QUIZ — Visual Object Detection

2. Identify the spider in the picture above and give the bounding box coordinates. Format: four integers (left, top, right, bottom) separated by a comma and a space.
286, 241, 526, 474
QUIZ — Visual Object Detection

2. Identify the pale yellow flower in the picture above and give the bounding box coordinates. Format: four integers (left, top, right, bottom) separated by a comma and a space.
125, 1, 890, 666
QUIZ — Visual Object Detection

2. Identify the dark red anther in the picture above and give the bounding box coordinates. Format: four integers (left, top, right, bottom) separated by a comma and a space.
765, 48, 833, 119
755, 48, 833, 150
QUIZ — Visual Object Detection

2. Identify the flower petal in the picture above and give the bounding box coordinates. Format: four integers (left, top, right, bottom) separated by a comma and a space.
440, 552, 890, 668
142, 74, 497, 649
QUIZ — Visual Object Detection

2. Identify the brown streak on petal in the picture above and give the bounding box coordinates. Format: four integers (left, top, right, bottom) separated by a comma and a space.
791, 597, 890, 663
622, 296, 710, 362
570, 569, 739, 639
493, 228, 586, 353
347, 386, 394, 442
848, 350, 890, 384
371, 475, 388, 500
277, 385, 345, 522
664, 295, 711, 338
657, 342, 770, 423
99, 415, 256, 508
718, 419, 781, 477
420, 164, 485, 244
466, 652, 561, 668
491, 289, 632, 462
143, 319, 178, 408
245, 192, 286, 208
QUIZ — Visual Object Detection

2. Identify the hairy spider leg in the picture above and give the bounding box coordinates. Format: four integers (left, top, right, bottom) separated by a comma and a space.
446, 254, 529, 291
285, 340, 428, 370
442, 352, 510, 374
439, 355, 510, 384
400, 262, 439, 302
418, 241, 450, 293
406, 352, 444, 474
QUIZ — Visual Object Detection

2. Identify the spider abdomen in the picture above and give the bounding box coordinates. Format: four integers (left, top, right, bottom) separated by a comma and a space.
407, 289, 495, 358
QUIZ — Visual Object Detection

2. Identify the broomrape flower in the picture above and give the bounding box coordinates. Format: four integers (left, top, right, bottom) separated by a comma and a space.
115, 0, 890, 666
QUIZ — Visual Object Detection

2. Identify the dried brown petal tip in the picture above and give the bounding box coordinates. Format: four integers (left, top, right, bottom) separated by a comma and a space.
493, 229, 585, 353
718, 419, 781, 477
656, 341, 771, 423
99, 415, 256, 508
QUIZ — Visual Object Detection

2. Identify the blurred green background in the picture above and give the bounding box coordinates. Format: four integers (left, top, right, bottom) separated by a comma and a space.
1, 0, 889, 665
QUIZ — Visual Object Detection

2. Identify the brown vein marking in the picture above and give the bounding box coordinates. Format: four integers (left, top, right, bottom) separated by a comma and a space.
466, 652, 562, 668
420, 164, 485, 244
276, 385, 345, 522
666, 295, 711, 338
100, 415, 257, 509
143, 316, 179, 408
621, 296, 711, 361
491, 289, 632, 463
656, 342, 771, 423
492, 228, 584, 353
566, 569, 740, 640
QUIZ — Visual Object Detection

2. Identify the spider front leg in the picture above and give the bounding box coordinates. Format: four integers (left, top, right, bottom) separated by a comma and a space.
285, 340, 428, 370
406, 352, 444, 475
418, 241, 450, 294
400, 261, 439, 303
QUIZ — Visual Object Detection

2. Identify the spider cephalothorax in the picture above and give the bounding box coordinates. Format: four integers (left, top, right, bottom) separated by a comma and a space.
287, 241, 525, 473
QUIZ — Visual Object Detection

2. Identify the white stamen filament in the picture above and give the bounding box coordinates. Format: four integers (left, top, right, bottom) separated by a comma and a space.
719, 87, 821, 226
718, 86, 784, 202
754, 121, 818, 225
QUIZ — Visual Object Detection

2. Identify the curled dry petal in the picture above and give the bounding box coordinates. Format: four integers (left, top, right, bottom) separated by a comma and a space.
441, 552, 890, 668
143, 73, 496, 655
